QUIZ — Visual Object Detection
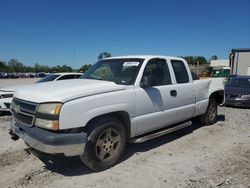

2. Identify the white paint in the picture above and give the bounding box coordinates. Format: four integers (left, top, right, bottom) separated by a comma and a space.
12, 55, 225, 138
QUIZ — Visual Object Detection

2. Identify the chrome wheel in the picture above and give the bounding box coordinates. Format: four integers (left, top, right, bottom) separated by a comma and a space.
95, 128, 121, 161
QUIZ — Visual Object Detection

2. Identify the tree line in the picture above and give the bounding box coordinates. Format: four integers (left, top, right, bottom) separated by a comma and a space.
0, 52, 218, 73
0, 59, 73, 73
180, 55, 217, 65
0, 59, 93, 73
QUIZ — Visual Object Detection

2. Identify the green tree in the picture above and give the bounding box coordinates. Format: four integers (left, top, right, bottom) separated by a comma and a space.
196, 56, 208, 65
8, 59, 25, 72
182, 56, 208, 65
211, 55, 218, 60
98, 52, 111, 60
0, 60, 7, 72
52, 65, 72, 72
34, 63, 41, 73
79, 64, 92, 72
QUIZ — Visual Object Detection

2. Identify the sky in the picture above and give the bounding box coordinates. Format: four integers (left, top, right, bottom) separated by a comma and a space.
0, 0, 250, 68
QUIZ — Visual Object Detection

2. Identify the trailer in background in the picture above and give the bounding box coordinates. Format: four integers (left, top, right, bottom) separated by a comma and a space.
230, 48, 250, 75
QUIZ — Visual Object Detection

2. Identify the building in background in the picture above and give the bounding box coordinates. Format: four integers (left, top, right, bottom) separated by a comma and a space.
210, 59, 230, 78
229, 48, 250, 75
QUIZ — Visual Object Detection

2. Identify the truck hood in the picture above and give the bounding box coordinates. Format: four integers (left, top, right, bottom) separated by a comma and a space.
14, 79, 126, 103
0, 85, 28, 92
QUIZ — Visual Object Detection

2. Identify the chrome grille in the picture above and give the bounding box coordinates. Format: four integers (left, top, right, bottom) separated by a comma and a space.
11, 98, 38, 127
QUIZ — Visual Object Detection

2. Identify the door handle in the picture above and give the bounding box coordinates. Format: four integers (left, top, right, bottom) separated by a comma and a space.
170, 90, 177, 97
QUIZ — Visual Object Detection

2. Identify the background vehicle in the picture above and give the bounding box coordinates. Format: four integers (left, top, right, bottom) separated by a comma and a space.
225, 75, 250, 107
0, 72, 82, 114
0, 72, 9, 79
9, 56, 225, 171
227, 74, 238, 81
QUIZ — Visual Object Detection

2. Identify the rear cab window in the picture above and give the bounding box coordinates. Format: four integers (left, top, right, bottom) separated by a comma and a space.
171, 60, 189, 83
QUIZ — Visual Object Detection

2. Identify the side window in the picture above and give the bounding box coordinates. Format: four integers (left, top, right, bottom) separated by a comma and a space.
171, 60, 189, 83
142, 58, 172, 86
57, 75, 78, 80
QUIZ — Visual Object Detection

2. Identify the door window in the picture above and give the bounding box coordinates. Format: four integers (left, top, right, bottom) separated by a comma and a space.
142, 58, 172, 86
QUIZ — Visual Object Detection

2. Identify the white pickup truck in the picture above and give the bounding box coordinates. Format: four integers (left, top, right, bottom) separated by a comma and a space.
9, 55, 224, 171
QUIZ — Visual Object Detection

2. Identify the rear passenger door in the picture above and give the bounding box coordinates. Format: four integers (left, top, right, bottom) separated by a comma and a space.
169, 59, 196, 122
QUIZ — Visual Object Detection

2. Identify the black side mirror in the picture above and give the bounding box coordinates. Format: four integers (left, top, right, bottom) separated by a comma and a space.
140, 75, 154, 88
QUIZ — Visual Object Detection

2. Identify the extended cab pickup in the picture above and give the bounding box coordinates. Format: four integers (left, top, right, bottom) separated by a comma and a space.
9, 56, 225, 171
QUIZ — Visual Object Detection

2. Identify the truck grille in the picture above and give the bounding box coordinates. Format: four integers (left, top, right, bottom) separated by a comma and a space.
4, 103, 11, 108
11, 98, 38, 127
1, 94, 13, 98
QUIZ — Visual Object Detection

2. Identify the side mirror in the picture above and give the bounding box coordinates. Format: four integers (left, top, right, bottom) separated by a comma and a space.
140, 75, 153, 88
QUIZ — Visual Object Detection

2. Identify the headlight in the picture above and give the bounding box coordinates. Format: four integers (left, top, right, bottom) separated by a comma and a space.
35, 103, 62, 130
35, 118, 59, 130
37, 103, 62, 115
241, 94, 250, 98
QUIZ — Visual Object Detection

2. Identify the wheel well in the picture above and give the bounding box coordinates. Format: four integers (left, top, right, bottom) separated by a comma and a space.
210, 90, 224, 105
83, 111, 131, 138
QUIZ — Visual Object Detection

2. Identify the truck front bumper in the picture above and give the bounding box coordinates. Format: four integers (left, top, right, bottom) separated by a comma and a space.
0, 98, 12, 112
9, 119, 87, 156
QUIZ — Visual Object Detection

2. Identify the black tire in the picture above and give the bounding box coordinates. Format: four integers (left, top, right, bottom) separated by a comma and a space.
80, 117, 126, 171
199, 98, 218, 125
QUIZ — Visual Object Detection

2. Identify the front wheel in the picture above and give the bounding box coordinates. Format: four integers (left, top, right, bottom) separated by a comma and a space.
80, 117, 126, 171
199, 98, 218, 125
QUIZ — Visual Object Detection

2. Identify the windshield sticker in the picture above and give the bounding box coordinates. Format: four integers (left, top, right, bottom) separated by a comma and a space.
123, 62, 140, 67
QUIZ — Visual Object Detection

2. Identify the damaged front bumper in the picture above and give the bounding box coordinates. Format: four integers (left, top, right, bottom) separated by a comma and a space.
9, 119, 87, 156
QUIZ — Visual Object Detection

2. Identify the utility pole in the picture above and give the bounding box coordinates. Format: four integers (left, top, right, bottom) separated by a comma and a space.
196, 60, 199, 76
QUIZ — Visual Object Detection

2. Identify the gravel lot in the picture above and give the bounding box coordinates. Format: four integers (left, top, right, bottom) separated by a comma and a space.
0, 79, 249, 188
0, 78, 39, 89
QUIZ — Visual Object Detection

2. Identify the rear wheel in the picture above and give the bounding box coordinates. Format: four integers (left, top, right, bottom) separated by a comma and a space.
199, 98, 218, 125
80, 117, 126, 171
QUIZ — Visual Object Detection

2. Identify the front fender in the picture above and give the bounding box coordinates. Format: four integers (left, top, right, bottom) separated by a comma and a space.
58, 89, 135, 130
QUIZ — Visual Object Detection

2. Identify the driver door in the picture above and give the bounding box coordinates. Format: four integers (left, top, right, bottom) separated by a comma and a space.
134, 58, 177, 135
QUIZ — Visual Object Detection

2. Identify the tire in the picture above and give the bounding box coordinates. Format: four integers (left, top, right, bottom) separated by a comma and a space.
199, 98, 218, 125
80, 117, 127, 171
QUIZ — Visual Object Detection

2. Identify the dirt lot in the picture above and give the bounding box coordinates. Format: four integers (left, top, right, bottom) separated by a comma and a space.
0, 78, 39, 88
0, 80, 250, 188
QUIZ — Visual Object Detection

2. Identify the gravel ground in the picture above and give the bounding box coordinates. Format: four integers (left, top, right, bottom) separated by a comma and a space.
0, 79, 249, 188
0, 106, 249, 188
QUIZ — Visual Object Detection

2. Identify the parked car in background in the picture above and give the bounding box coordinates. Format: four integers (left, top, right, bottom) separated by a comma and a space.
35, 72, 82, 83
225, 75, 250, 107
0, 72, 82, 114
0, 72, 9, 79
227, 74, 238, 81
0, 72, 5, 78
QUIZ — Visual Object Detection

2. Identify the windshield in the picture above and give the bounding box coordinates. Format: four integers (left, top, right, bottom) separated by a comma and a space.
81, 58, 144, 85
36, 74, 60, 83
227, 77, 250, 88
